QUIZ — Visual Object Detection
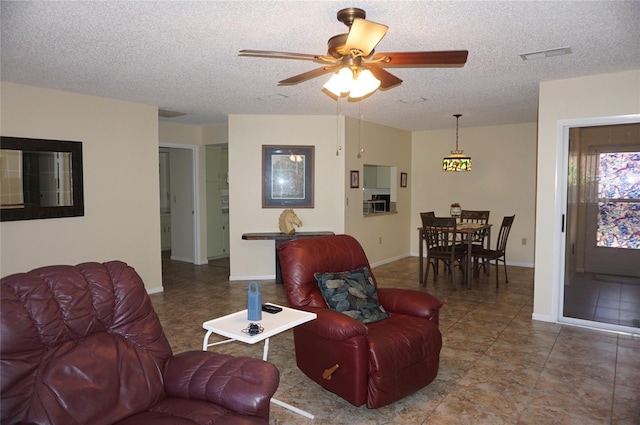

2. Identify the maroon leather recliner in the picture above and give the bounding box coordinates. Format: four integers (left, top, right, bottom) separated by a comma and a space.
1, 261, 279, 424
277, 234, 442, 409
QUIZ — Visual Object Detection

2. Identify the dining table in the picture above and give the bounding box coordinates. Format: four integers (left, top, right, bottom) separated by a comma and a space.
418, 221, 492, 289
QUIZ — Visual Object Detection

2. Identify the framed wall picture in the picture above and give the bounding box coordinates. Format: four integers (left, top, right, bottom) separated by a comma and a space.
262, 145, 314, 208
350, 170, 359, 188
400, 172, 408, 188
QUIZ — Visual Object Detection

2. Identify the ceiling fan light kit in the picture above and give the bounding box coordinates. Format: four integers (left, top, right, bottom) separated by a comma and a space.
443, 114, 472, 172
323, 67, 353, 96
348, 69, 381, 98
239, 7, 468, 101
323, 67, 381, 99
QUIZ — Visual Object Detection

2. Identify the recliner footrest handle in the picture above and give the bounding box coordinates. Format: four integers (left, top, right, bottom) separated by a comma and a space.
322, 364, 340, 380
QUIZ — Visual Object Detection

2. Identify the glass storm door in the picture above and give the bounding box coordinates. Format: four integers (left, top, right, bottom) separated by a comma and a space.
562, 123, 640, 332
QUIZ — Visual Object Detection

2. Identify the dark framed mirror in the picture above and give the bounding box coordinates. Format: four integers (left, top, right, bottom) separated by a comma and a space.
1, 136, 84, 221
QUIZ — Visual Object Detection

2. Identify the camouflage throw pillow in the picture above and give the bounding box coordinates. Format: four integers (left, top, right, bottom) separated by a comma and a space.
314, 267, 390, 324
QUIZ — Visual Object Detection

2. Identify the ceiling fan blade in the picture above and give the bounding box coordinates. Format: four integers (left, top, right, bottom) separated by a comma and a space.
373, 50, 469, 67
344, 18, 388, 57
239, 49, 323, 61
278, 66, 338, 85
367, 65, 403, 90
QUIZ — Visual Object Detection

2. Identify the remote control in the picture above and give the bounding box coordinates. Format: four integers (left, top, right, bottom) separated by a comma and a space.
262, 304, 283, 314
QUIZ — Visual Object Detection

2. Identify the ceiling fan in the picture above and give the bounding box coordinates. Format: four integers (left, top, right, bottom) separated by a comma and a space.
239, 7, 468, 99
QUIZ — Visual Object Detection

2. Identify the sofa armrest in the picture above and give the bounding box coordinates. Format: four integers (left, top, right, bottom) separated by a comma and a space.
297, 307, 368, 341
377, 288, 442, 324
164, 351, 279, 419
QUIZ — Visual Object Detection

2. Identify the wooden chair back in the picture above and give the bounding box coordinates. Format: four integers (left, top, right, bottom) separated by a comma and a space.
420, 211, 436, 228
460, 210, 490, 224
460, 210, 490, 246
495, 215, 516, 253
422, 216, 458, 253
422, 216, 464, 289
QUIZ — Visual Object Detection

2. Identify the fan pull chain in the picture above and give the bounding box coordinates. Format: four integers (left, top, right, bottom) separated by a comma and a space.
357, 101, 365, 158
336, 98, 342, 156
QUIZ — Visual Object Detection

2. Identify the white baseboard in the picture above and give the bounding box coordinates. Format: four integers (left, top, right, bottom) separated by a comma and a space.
170, 255, 195, 263
408, 252, 533, 269
228, 256, 531, 281
370, 254, 410, 268
208, 254, 230, 261
146, 286, 164, 294
508, 261, 535, 268
532, 313, 555, 323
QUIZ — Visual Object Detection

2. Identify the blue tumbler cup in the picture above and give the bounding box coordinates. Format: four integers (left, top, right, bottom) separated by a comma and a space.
247, 281, 262, 321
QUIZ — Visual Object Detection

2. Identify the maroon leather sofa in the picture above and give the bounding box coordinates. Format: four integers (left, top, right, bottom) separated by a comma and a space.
1, 261, 279, 424
277, 234, 442, 409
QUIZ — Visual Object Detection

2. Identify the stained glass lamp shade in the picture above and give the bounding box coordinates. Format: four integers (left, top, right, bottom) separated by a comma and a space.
443, 114, 472, 172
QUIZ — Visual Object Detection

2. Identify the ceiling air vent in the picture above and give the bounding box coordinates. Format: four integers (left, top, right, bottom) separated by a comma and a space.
158, 109, 187, 118
520, 47, 572, 61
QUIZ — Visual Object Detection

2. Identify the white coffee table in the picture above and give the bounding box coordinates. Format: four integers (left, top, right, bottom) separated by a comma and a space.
202, 303, 317, 419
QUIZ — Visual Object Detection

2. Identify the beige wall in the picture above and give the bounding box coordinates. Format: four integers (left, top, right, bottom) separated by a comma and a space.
411, 122, 538, 267
202, 124, 229, 145
228, 115, 346, 280
343, 117, 413, 266
534, 69, 640, 322
0, 82, 163, 292
227, 114, 414, 280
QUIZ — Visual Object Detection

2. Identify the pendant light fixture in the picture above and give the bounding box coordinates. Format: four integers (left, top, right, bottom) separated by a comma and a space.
442, 114, 471, 172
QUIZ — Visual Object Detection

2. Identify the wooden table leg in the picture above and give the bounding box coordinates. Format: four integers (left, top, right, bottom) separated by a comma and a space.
275, 240, 284, 284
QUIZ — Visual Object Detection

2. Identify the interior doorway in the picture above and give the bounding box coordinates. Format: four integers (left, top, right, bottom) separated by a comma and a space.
158, 144, 201, 264
561, 120, 640, 333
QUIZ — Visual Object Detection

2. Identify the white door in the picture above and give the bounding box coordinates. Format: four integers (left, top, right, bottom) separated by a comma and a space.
169, 148, 195, 263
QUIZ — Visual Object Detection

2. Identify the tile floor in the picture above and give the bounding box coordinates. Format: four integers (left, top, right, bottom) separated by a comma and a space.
564, 272, 640, 329
150, 254, 640, 424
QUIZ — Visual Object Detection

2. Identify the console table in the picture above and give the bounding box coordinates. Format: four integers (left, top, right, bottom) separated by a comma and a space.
242, 231, 334, 283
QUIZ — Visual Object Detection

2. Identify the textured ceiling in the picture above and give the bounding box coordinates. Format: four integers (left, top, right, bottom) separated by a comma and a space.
1, 1, 639, 131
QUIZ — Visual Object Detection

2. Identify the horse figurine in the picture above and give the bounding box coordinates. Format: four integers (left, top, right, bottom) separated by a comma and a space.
278, 209, 303, 235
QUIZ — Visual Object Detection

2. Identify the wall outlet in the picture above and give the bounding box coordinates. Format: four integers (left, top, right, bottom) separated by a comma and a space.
521, 238, 527, 245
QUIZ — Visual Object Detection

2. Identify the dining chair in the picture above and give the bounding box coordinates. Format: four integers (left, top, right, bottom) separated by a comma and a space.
460, 210, 489, 224
460, 209, 490, 223
419, 211, 438, 278
460, 209, 490, 246
421, 216, 466, 290
470, 215, 515, 288
420, 211, 436, 227
460, 209, 491, 274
